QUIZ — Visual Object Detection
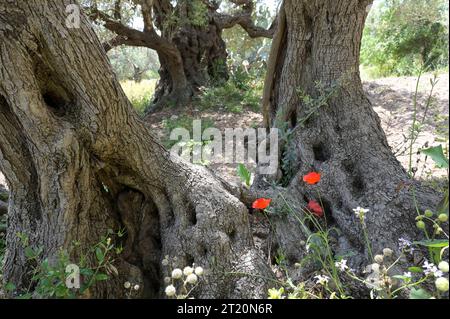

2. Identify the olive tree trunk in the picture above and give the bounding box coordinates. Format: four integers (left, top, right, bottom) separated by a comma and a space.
259, 0, 441, 275
152, 10, 229, 109
0, 0, 271, 298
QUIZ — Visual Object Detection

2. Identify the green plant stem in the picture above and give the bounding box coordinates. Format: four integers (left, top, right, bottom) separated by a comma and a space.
408, 69, 423, 177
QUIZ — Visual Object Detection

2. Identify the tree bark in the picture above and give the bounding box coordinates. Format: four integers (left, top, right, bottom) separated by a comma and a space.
150, 1, 229, 110
259, 0, 442, 279
0, 0, 272, 298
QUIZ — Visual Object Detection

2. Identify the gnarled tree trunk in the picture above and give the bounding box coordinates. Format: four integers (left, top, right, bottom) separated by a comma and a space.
151, 1, 229, 109
259, 0, 442, 279
0, 0, 271, 298
89, 0, 277, 112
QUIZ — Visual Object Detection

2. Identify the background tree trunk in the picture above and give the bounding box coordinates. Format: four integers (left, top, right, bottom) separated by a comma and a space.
259, 0, 442, 282
152, 2, 229, 109
0, 0, 271, 298
88, 0, 276, 112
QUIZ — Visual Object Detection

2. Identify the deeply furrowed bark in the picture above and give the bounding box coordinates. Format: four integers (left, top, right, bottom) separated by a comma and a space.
0, 0, 272, 298
259, 0, 444, 282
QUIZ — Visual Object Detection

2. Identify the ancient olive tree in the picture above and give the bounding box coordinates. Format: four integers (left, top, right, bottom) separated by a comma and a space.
258, 0, 443, 279
0, 0, 444, 299
84, 0, 277, 109
0, 0, 271, 298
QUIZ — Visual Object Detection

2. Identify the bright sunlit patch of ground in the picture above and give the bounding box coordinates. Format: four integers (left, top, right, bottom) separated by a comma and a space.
120, 79, 157, 113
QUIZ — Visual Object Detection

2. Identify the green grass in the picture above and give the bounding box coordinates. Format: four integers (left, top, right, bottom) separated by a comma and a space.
121, 79, 157, 113
162, 115, 215, 149
195, 78, 263, 113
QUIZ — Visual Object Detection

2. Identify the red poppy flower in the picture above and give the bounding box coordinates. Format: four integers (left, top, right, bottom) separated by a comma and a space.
252, 198, 272, 210
303, 172, 321, 185
307, 200, 324, 217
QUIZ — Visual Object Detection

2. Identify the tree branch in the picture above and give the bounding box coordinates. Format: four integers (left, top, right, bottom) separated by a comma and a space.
215, 0, 278, 38
85, 6, 179, 56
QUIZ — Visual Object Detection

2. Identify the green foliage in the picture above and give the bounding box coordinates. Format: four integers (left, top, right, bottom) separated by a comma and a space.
4, 230, 124, 299
421, 145, 449, 169
161, 115, 214, 149
187, 0, 209, 27
223, 1, 276, 68
361, 0, 449, 77
161, 0, 209, 30
237, 164, 252, 187
267, 196, 449, 299
109, 47, 159, 82
409, 287, 432, 299
196, 65, 264, 113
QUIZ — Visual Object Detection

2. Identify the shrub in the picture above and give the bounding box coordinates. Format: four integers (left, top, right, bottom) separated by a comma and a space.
195, 64, 264, 113
361, 0, 449, 77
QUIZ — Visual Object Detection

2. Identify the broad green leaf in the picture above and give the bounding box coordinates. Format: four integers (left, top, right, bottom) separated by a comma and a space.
95, 247, 105, 263
237, 163, 252, 187
413, 239, 449, 248
95, 273, 109, 281
409, 288, 432, 299
421, 145, 449, 169
408, 266, 423, 273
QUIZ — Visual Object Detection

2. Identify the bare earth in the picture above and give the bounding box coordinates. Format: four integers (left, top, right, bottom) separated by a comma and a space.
0, 73, 448, 189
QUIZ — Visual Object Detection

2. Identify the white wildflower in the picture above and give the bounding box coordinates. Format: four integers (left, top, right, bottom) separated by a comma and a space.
382, 248, 393, 257
403, 272, 412, 278
194, 266, 204, 276
438, 261, 449, 273
374, 254, 384, 264
171, 268, 183, 279
353, 207, 369, 220
183, 266, 194, 276
398, 237, 414, 253
435, 277, 449, 292
124, 281, 131, 289
186, 273, 198, 285
314, 275, 330, 286
335, 260, 349, 272
370, 263, 380, 273
165, 285, 176, 297
133, 284, 140, 291
423, 260, 443, 278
